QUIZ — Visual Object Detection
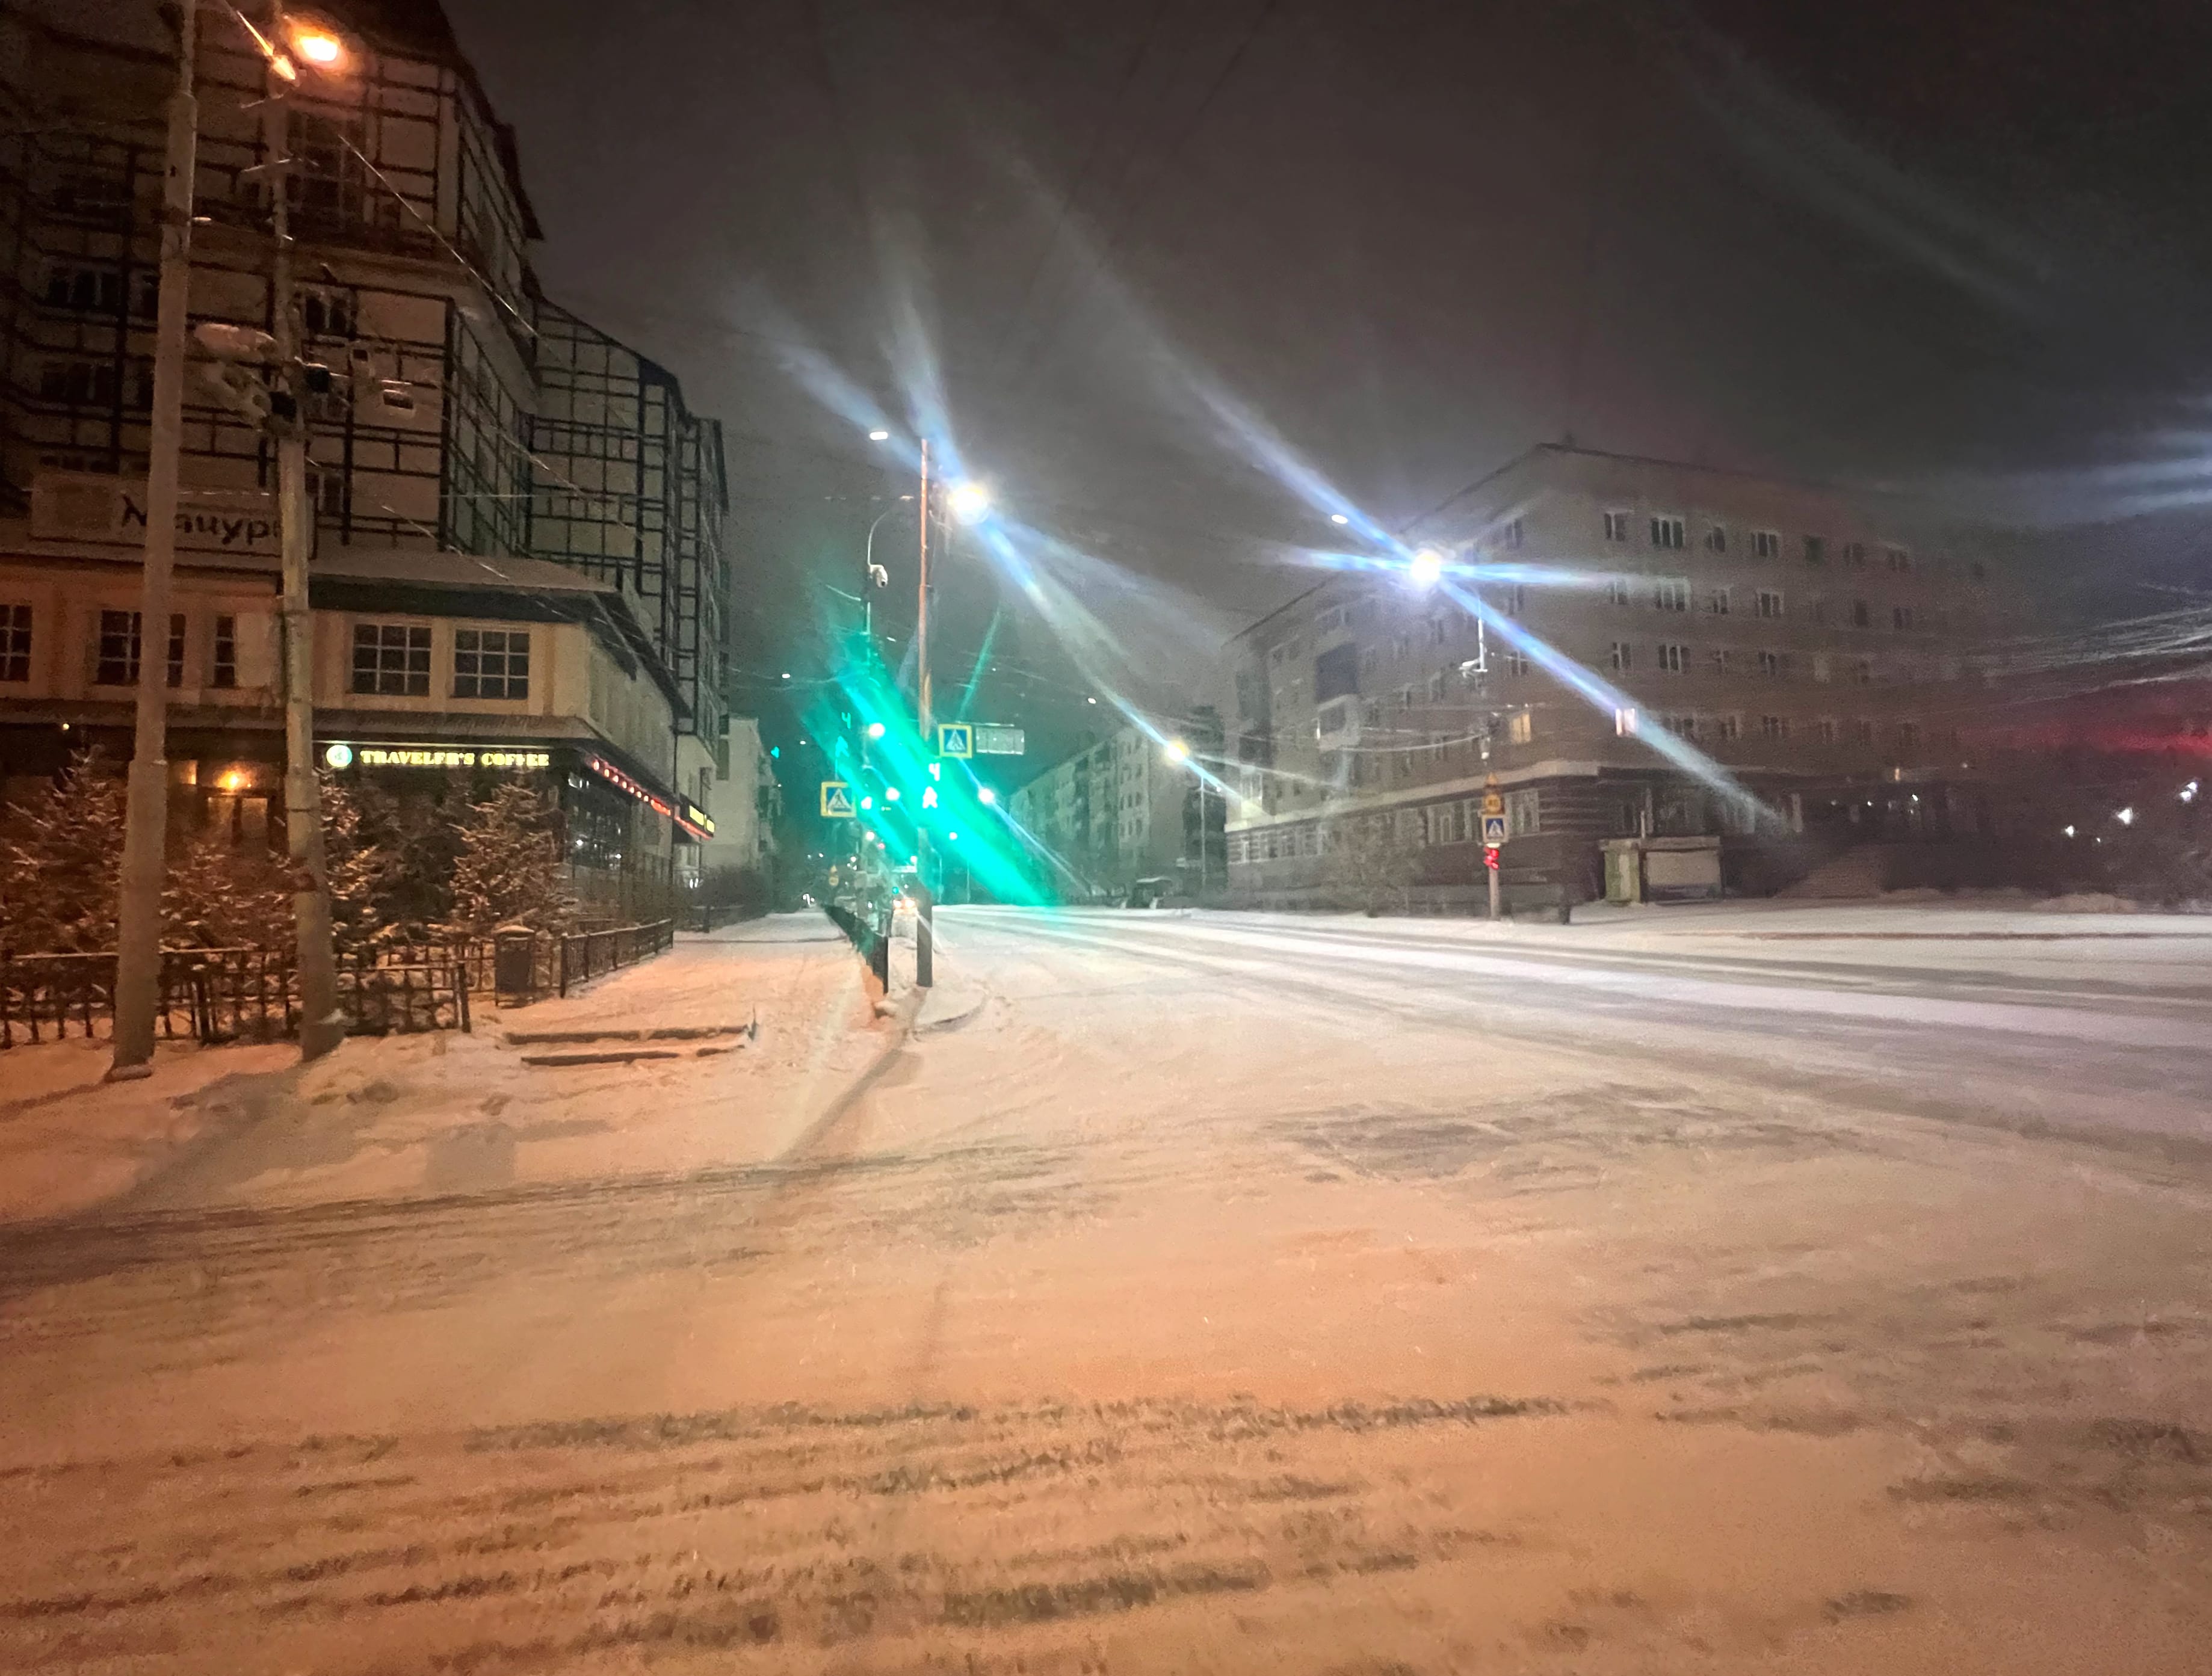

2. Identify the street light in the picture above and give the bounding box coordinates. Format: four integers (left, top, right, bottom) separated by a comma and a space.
866, 721, 886, 739
1164, 739, 1190, 764
868, 428, 890, 442
978, 786, 998, 806
1409, 548, 1444, 587
285, 17, 348, 66
948, 480, 992, 520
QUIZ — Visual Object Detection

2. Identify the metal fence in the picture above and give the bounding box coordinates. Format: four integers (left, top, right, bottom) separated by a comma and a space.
554, 920, 675, 997
0, 942, 477, 1047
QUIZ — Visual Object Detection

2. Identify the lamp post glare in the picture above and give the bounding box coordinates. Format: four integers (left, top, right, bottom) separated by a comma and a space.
1409, 548, 1444, 587
866, 721, 886, 739
1330, 513, 1349, 526
288, 22, 347, 65
948, 480, 991, 520
1164, 739, 1190, 765
867, 428, 890, 442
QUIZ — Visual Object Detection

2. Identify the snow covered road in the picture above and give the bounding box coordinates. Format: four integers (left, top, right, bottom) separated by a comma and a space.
4, 905, 2211, 1673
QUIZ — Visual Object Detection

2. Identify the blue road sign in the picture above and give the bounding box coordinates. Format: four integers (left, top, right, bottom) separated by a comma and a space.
937, 722, 974, 759
821, 780, 856, 818
1481, 813, 1508, 845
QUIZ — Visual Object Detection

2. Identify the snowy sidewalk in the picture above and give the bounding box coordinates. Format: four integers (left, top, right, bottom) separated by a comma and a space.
0, 913, 887, 1223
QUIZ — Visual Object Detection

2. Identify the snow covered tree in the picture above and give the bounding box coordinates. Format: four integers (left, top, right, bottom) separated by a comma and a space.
161, 819, 291, 949
446, 781, 578, 935
0, 748, 127, 952
320, 772, 399, 950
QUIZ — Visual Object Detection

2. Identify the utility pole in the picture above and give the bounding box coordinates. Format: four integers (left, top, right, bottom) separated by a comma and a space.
107, 0, 200, 1079
914, 439, 934, 988
262, 4, 342, 1057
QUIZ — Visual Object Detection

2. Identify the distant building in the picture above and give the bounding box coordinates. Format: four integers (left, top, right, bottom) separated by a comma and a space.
0, 2, 731, 915
1219, 445, 2021, 910
1010, 716, 1217, 901
698, 715, 780, 886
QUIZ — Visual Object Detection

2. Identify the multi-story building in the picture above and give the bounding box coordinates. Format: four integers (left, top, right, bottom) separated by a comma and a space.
0, 2, 732, 911
1222, 444, 2021, 910
1010, 715, 1217, 901
697, 715, 780, 887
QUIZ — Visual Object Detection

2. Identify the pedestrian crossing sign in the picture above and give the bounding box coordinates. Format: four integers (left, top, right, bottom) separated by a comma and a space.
1481, 813, 1508, 845
821, 780, 856, 818
938, 722, 974, 759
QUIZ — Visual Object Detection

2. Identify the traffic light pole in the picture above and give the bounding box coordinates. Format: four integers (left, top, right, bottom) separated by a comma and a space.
107, 0, 199, 1078
262, 25, 342, 1058
914, 440, 934, 989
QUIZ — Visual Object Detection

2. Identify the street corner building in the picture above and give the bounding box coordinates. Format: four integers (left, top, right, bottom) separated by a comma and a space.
1216, 444, 2048, 915
1008, 707, 1226, 905
0, 0, 731, 913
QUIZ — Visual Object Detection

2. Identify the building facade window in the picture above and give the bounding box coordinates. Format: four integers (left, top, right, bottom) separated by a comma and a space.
1603, 510, 1630, 542
1709, 649, 1730, 674
1654, 577, 1690, 612
1704, 525, 1728, 554
1756, 589, 1785, 619
1608, 641, 1632, 673
351, 622, 431, 696
1852, 599, 1872, 628
1502, 516, 1525, 549
1713, 713, 1740, 741
1814, 717, 1838, 744
1706, 587, 1730, 615
1885, 546, 1911, 573
1656, 642, 1687, 673
1760, 714, 1790, 739
1650, 514, 1685, 549
1502, 649, 1529, 677
1753, 530, 1780, 559
1607, 576, 1633, 606
1844, 541, 1868, 567
0, 604, 29, 682
1803, 535, 1826, 566
210, 615, 237, 688
94, 609, 140, 686
1613, 706, 1639, 736
1507, 709, 1534, 744
1757, 650, 1790, 677
1892, 605, 1915, 631
1506, 788, 1540, 836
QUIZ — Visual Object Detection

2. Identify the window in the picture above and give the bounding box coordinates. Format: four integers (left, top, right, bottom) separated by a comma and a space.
1810, 599, 1830, 626
1603, 510, 1630, 542
1608, 641, 1633, 673
1704, 525, 1728, 554
1607, 576, 1633, 606
0, 605, 29, 682
351, 622, 431, 696
1317, 698, 1353, 738
1753, 530, 1780, 560
1392, 633, 1412, 661
1654, 577, 1690, 612
1361, 697, 1381, 728
1650, 514, 1685, 549
1852, 659, 1874, 685
1892, 605, 1915, 632
1759, 714, 1790, 740
1811, 654, 1832, 684
1502, 649, 1529, 677
1757, 650, 1790, 678
1884, 546, 1911, 573
1395, 684, 1413, 711
312, 469, 345, 520
1895, 721, 1920, 753
1851, 599, 1871, 629
1502, 516, 1524, 549
1853, 718, 1876, 744
1507, 709, 1533, 745
1613, 706, 1639, 736
454, 627, 532, 699
1656, 642, 1687, 673
1705, 588, 1731, 615
1803, 535, 1826, 566
1666, 713, 1697, 738
1506, 788, 1540, 837
1713, 713, 1740, 742
208, 614, 239, 685
1708, 649, 1730, 674
1429, 615, 1449, 645
298, 283, 355, 340
165, 612, 185, 688
1844, 541, 1868, 567
1756, 589, 1785, 619
1500, 584, 1527, 618
1814, 717, 1838, 744
94, 609, 140, 686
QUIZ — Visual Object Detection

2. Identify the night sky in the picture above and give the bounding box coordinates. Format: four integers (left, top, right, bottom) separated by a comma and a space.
67, 0, 2212, 791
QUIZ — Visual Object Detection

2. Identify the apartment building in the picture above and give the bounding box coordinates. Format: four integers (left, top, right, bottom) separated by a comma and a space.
0, 2, 731, 907
1222, 445, 2019, 910
1010, 715, 1216, 901
698, 715, 782, 886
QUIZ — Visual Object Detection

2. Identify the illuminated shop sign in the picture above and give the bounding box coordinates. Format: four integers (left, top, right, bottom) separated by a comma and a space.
323, 742, 552, 771
679, 801, 715, 839
585, 754, 675, 820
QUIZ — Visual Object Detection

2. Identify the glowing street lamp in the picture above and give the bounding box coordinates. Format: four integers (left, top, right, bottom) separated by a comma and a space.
1409, 548, 1444, 587
287, 19, 348, 67
977, 786, 998, 806
867, 428, 891, 442
1329, 513, 1349, 526
866, 721, 886, 739
1163, 739, 1190, 765
948, 480, 992, 521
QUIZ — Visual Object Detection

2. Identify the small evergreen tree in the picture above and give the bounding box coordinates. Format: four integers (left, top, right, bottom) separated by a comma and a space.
447, 781, 578, 935
0, 748, 127, 952
162, 820, 291, 949
320, 772, 398, 950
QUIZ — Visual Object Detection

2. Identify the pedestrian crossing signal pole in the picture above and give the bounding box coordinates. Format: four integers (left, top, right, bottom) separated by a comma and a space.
914, 439, 934, 989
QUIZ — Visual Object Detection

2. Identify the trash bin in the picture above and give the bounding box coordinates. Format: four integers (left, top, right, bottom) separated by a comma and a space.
493, 925, 540, 1003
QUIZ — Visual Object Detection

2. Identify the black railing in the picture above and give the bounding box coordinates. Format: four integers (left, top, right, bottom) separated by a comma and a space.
554, 920, 676, 997
0, 943, 479, 1047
